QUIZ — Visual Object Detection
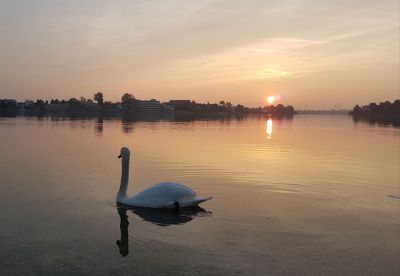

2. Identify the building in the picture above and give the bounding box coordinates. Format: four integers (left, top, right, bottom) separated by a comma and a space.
168, 100, 191, 106
0, 99, 17, 108
0, 99, 17, 114
24, 100, 35, 109
138, 99, 161, 112
45, 103, 69, 112
162, 103, 175, 112
168, 100, 192, 111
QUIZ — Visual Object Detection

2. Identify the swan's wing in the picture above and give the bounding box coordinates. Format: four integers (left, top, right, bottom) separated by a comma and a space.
133, 182, 196, 201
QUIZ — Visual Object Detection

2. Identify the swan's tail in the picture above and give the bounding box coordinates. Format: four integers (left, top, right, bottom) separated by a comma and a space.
193, 196, 213, 205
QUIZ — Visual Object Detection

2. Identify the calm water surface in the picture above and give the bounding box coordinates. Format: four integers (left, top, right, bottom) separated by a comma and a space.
0, 115, 399, 275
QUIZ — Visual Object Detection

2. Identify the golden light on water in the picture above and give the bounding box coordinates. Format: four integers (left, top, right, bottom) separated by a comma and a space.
267, 96, 275, 104
266, 118, 273, 139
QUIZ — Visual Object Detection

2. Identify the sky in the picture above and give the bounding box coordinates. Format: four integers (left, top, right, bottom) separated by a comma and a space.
0, 0, 398, 109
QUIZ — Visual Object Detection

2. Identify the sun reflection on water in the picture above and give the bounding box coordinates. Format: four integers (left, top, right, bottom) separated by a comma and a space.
266, 118, 273, 139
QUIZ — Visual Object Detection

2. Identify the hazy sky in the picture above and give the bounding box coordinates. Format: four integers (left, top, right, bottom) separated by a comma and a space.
0, 0, 398, 109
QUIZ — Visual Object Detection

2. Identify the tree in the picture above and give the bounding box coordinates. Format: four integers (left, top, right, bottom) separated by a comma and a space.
286, 105, 295, 114
93, 92, 104, 107
121, 93, 137, 112
352, 104, 362, 115
236, 104, 245, 113
121, 93, 135, 104
219, 101, 225, 106
68, 98, 82, 111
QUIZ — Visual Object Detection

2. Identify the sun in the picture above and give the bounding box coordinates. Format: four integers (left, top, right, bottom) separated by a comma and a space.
267, 96, 275, 104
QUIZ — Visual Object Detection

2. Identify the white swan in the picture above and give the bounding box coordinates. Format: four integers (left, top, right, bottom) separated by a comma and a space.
116, 147, 212, 208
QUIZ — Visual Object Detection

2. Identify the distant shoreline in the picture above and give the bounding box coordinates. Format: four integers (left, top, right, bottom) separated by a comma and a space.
0, 96, 297, 118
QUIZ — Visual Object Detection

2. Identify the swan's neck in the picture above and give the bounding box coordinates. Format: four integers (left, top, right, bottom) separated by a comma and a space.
117, 157, 129, 201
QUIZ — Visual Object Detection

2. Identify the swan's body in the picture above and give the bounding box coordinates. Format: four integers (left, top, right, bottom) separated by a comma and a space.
116, 147, 212, 208
119, 181, 212, 208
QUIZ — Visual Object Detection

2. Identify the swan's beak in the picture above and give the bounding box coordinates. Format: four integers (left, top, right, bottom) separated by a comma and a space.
118, 154, 121, 159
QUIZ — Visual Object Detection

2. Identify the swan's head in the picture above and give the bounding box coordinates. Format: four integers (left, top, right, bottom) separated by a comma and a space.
118, 147, 130, 160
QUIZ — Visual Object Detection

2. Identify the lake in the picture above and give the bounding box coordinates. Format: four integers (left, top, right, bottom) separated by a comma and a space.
0, 115, 399, 275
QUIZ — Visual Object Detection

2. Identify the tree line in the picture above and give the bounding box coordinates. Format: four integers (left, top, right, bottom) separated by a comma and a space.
350, 100, 400, 126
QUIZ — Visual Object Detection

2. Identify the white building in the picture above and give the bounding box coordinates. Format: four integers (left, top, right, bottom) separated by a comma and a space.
138, 99, 161, 111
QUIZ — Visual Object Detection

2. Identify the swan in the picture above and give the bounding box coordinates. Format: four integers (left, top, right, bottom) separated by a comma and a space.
116, 147, 212, 208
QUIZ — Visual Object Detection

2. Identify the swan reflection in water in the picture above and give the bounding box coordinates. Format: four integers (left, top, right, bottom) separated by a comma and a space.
116, 208, 130, 257
116, 205, 211, 257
